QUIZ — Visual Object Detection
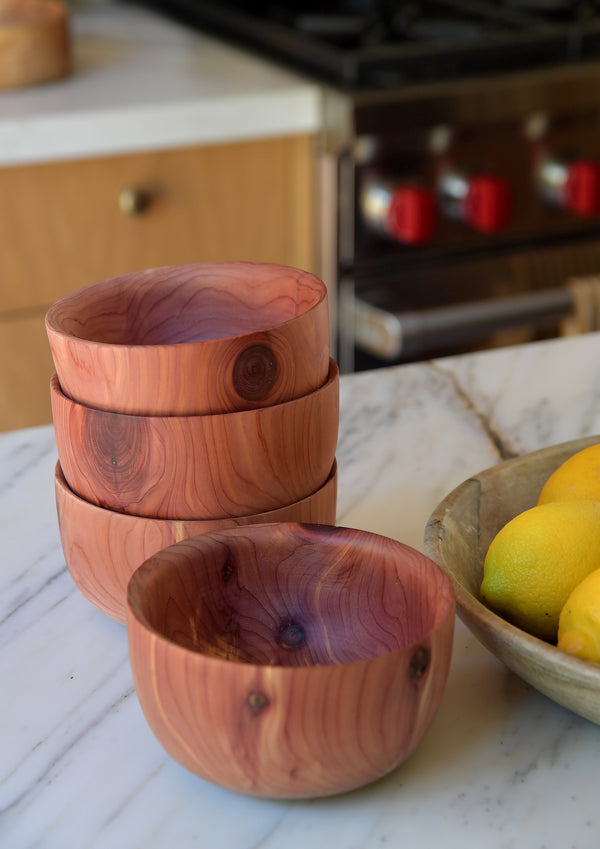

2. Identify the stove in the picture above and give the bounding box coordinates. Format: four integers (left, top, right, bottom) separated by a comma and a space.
141, 0, 600, 88
140, 0, 600, 370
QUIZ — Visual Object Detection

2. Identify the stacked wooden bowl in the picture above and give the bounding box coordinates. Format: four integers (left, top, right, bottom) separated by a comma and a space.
46, 262, 338, 623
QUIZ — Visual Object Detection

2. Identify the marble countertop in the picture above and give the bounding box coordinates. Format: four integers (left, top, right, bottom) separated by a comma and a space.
4, 332, 600, 848
0, 1, 322, 166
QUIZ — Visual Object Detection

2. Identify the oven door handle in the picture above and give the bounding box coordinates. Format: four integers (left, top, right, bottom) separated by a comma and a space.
348, 287, 575, 361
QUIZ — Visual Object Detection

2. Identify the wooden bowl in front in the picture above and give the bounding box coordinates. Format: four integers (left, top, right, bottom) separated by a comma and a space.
127, 523, 455, 799
54, 460, 338, 623
45, 262, 330, 416
424, 435, 600, 725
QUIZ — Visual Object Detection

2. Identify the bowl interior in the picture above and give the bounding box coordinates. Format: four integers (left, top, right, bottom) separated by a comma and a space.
128, 524, 454, 668
47, 263, 326, 346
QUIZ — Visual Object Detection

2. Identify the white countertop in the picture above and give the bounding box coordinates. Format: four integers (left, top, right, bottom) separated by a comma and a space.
4, 331, 600, 848
0, 1, 323, 166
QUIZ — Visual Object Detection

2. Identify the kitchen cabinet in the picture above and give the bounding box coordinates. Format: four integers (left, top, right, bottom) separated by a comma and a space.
0, 133, 318, 431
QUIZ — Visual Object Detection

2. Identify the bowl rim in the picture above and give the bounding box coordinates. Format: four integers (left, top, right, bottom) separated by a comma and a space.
44, 261, 328, 351
50, 357, 339, 422
126, 522, 457, 671
424, 435, 600, 689
54, 459, 338, 525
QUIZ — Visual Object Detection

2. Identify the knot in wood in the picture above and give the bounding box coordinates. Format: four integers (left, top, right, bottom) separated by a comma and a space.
221, 561, 235, 582
247, 690, 270, 715
410, 646, 430, 679
277, 620, 306, 650
91, 411, 147, 484
232, 344, 278, 402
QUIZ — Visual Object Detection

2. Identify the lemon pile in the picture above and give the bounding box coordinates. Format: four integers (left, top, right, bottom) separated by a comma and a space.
480, 443, 600, 662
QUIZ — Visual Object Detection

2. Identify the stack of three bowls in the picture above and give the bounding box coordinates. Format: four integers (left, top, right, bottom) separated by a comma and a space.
46, 261, 338, 624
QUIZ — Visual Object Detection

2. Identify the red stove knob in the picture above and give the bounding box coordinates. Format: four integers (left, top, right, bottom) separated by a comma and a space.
386, 185, 436, 245
361, 179, 436, 245
462, 174, 512, 233
438, 170, 512, 233
564, 160, 600, 217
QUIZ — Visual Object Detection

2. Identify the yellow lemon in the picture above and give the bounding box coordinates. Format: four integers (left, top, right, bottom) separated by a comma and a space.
557, 568, 600, 664
538, 443, 600, 504
480, 500, 600, 641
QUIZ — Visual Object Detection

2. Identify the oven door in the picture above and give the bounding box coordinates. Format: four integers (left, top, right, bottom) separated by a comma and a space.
337, 238, 600, 372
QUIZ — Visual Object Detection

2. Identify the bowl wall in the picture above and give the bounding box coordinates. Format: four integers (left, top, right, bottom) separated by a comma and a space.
51, 360, 339, 520
45, 262, 329, 416
424, 434, 600, 725
127, 523, 455, 798
55, 461, 338, 623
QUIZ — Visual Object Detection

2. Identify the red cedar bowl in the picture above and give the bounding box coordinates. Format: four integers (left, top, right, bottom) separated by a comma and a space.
50, 360, 339, 520
45, 262, 330, 417
126, 523, 456, 799
54, 461, 338, 624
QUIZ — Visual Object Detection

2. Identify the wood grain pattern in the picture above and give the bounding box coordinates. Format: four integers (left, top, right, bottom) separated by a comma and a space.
0, 311, 55, 431
46, 261, 329, 416
55, 461, 337, 623
127, 523, 455, 798
424, 434, 600, 726
51, 360, 339, 520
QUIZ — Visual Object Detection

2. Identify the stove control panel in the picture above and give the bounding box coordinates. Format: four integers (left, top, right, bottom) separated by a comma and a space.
346, 87, 600, 266
349, 114, 600, 267
360, 168, 512, 246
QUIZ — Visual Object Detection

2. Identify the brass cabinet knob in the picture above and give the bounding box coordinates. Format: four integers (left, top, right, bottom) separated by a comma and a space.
118, 187, 150, 216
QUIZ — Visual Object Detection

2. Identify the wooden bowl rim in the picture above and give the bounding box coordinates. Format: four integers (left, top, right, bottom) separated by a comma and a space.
44, 261, 328, 351
54, 459, 338, 526
424, 435, 600, 688
50, 358, 338, 422
126, 523, 456, 671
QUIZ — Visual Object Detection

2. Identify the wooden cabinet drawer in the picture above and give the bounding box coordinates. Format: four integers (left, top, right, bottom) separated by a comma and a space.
0, 134, 318, 431
0, 311, 55, 431
0, 134, 317, 314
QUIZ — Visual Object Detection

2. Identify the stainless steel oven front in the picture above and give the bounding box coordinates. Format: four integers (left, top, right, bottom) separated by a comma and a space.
320, 61, 600, 372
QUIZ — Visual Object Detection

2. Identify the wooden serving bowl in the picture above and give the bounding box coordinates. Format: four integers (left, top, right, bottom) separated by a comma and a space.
127, 523, 455, 799
55, 461, 337, 624
51, 360, 339, 520
424, 434, 600, 725
45, 262, 329, 416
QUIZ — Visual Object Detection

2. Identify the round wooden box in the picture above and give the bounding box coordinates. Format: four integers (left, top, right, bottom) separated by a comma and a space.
0, 0, 70, 90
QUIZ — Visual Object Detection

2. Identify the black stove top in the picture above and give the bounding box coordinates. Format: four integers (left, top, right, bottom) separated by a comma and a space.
140, 0, 600, 88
